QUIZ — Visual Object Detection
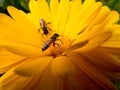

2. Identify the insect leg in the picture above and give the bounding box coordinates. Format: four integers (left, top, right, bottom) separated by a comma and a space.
47, 27, 52, 31
38, 27, 42, 33
56, 39, 63, 44
53, 42, 60, 48
46, 22, 51, 25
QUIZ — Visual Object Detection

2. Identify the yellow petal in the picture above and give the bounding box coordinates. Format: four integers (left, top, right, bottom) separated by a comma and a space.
52, 56, 75, 77
38, 64, 63, 90
99, 47, 120, 55
67, 52, 116, 89
29, 0, 41, 27
82, 48, 120, 72
50, 0, 59, 32
90, 6, 110, 26
74, 31, 112, 52
26, 12, 42, 32
50, 0, 59, 20
0, 47, 26, 74
0, 68, 42, 90
68, 69, 104, 89
0, 36, 44, 56
15, 56, 53, 76
74, 6, 110, 43
58, 0, 71, 34
7, 6, 38, 33
102, 26, 120, 48
63, 0, 82, 37
56, 0, 71, 35
107, 11, 119, 24
29, 0, 50, 27
63, 40, 88, 55
65, 0, 98, 38
79, 0, 95, 16
37, 0, 50, 21
0, 67, 63, 90
0, 13, 41, 46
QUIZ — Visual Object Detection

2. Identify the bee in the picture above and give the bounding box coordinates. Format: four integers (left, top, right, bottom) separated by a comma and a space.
38, 18, 51, 35
42, 33, 60, 51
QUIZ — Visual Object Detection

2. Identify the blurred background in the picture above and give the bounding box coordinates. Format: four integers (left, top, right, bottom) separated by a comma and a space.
0, 0, 120, 14
0, 0, 119, 23
0, 0, 120, 89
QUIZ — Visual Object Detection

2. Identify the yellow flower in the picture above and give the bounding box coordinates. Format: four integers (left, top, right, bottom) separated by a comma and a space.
0, 0, 120, 89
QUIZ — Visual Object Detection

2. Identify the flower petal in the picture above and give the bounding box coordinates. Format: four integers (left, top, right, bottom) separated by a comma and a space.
68, 31, 112, 52
55, 0, 71, 35
0, 68, 43, 90
52, 56, 75, 77
63, 40, 88, 55
0, 68, 32, 90
28, 0, 41, 28
7, 6, 38, 33
37, 0, 50, 21
102, 26, 120, 48
65, 0, 100, 39
103, 72, 120, 82
67, 52, 116, 89
0, 36, 44, 56
50, 0, 59, 31
29, 0, 50, 26
99, 47, 120, 56
74, 10, 111, 44
81, 48, 120, 72
77, 31, 112, 52
15, 56, 53, 76
0, 47, 26, 74
37, 64, 63, 90
0, 13, 41, 46
0, 66, 63, 90
67, 69, 105, 89
50, 0, 59, 19
89, 6, 110, 26
107, 11, 119, 24
63, 0, 82, 37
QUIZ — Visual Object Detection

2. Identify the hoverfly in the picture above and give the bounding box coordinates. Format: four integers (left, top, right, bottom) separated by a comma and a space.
38, 18, 51, 35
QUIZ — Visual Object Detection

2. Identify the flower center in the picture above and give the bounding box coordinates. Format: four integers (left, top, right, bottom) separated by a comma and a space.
38, 19, 73, 57
41, 33, 72, 57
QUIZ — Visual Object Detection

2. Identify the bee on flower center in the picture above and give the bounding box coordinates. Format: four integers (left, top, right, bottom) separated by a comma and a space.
42, 33, 61, 51
38, 18, 51, 35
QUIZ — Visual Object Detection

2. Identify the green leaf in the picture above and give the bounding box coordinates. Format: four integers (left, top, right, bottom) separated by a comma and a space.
96, 0, 120, 13
113, 81, 120, 90
0, 0, 10, 13
18, 0, 29, 11
8, 0, 29, 12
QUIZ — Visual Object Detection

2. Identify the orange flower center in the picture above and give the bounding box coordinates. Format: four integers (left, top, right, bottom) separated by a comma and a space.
41, 32, 72, 57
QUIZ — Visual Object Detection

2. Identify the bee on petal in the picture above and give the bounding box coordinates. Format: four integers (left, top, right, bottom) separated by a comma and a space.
38, 18, 51, 35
